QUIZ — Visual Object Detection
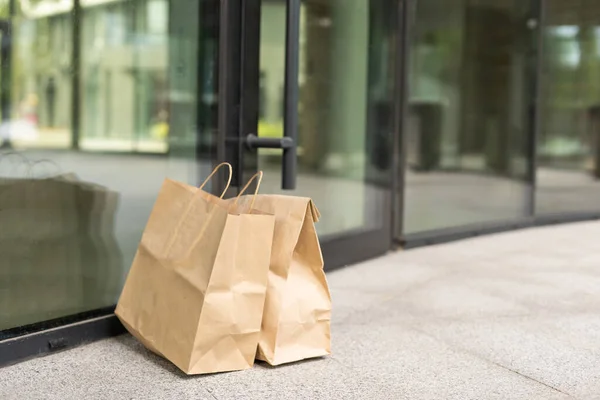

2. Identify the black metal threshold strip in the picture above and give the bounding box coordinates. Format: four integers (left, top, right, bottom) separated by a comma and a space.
401, 212, 600, 249
0, 314, 125, 368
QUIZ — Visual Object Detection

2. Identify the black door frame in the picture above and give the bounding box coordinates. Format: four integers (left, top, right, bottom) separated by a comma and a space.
0, 16, 12, 149
220, 0, 401, 270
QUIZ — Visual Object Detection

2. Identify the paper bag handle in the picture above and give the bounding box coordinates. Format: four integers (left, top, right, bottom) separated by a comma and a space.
198, 162, 232, 199
182, 171, 264, 258
0, 151, 30, 178
232, 171, 263, 211
163, 162, 232, 256
27, 159, 62, 179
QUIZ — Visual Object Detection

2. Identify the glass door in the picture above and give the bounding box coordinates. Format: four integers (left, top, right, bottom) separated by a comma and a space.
222, 0, 400, 268
400, 0, 538, 236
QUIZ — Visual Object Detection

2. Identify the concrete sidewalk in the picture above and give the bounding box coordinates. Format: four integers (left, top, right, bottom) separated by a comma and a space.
2, 221, 600, 399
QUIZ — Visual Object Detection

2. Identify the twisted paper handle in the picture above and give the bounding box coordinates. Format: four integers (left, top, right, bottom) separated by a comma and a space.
232, 171, 263, 212
198, 162, 232, 199
163, 162, 233, 256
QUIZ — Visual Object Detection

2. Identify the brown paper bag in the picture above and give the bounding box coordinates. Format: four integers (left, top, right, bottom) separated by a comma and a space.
231, 194, 332, 365
115, 165, 275, 375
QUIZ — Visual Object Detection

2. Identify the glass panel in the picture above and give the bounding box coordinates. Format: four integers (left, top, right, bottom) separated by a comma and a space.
257, 0, 396, 238
80, 0, 169, 152
403, 0, 534, 234
8, 0, 73, 148
536, 0, 600, 214
0, 0, 219, 334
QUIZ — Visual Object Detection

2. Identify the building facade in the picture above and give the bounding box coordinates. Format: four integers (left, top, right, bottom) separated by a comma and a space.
1, 0, 600, 364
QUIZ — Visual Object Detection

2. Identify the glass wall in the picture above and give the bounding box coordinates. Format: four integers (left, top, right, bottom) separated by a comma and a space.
0, 0, 219, 334
257, 0, 397, 239
3, 0, 600, 347
536, 0, 600, 214
402, 0, 535, 233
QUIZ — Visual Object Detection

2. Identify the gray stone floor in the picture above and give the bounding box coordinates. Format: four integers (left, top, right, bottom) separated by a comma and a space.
2, 221, 600, 399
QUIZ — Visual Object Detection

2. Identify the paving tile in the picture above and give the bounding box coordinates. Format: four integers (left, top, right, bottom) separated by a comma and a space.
362, 275, 530, 321
332, 324, 571, 400
0, 336, 215, 400
328, 255, 445, 292
448, 268, 600, 315
415, 315, 600, 398
329, 286, 390, 324
329, 257, 448, 324
201, 356, 407, 400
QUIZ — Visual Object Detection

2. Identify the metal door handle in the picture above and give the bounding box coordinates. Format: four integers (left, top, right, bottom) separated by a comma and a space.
245, 134, 294, 149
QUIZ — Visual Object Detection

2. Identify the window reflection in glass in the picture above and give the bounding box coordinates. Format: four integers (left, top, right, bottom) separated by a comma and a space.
6, 0, 73, 148
536, 0, 600, 214
80, 0, 169, 152
257, 0, 397, 238
0, 0, 219, 334
403, 0, 534, 234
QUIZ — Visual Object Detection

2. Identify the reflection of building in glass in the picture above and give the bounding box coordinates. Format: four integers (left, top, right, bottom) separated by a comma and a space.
402, 0, 600, 233
11, 7, 72, 145
10, 0, 170, 151
80, 0, 168, 152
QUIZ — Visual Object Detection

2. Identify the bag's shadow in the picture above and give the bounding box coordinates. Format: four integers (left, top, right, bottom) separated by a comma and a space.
253, 357, 327, 370
116, 334, 192, 378
117, 333, 326, 378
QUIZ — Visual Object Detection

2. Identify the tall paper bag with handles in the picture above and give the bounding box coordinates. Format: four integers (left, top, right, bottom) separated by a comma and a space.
116, 165, 275, 375
231, 194, 332, 365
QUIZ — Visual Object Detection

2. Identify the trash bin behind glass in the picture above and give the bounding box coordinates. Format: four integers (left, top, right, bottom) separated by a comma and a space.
408, 102, 442, 171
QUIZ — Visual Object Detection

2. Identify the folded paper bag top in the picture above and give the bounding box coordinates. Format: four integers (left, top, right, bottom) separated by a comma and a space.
115, 164, 276, 375
231, 194, 332, 366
